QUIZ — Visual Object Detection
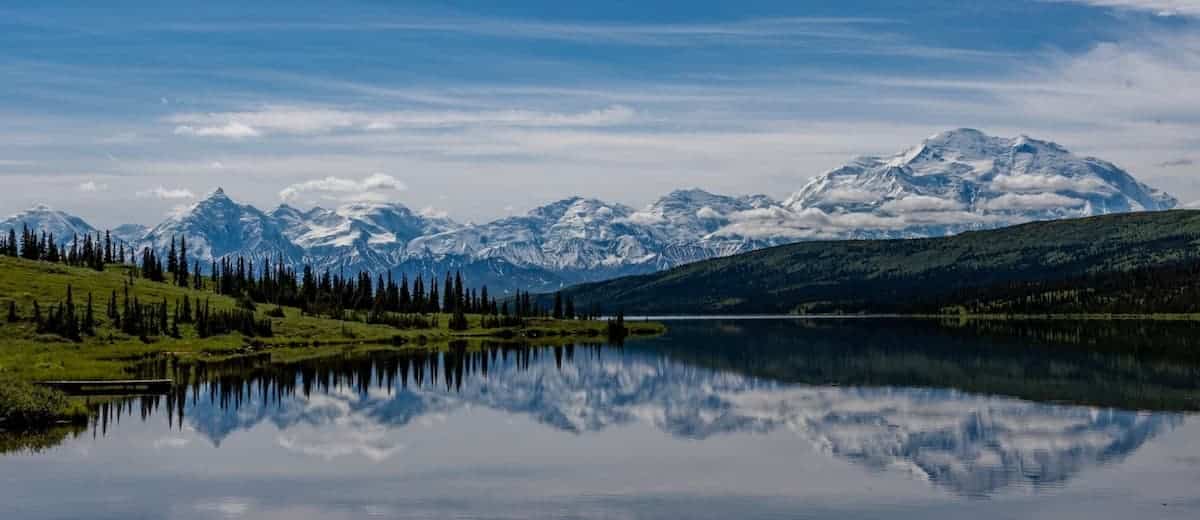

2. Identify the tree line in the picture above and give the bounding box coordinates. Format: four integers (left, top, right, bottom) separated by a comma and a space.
3, 226, 618, 339
1, 225, 126, 271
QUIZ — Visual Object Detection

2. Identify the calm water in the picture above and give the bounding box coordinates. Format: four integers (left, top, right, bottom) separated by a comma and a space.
4, 319, 1200, 519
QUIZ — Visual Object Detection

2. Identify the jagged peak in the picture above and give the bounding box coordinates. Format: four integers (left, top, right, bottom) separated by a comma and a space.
927, 127, 988, 142
662, 187, 718, 199
202, 187, 232, 203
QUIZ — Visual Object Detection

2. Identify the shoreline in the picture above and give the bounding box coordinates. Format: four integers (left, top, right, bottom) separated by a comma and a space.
627, 313, 1200, 321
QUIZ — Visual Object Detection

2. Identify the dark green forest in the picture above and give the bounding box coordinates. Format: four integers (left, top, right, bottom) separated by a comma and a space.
556, 210, 1200, 315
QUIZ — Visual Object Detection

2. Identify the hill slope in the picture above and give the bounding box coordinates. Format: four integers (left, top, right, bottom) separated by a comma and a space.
558, 210, 1200, 315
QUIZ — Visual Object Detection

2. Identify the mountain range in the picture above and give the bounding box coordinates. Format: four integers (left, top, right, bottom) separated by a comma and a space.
0, 129, 1179, 292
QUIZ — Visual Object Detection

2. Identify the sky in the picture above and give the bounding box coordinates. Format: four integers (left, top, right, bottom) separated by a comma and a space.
2, 0, 1199, 227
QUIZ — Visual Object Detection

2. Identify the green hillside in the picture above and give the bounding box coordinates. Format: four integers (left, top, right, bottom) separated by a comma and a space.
0, 257, 659, 381
559, 210, 1200, 315
0, 256, 662, 427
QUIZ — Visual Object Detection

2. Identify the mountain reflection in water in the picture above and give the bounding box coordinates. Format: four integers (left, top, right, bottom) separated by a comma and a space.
72, 317, 1200, 498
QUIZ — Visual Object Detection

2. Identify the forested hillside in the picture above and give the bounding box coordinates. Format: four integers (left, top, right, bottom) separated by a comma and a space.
557, 210, 1200, 315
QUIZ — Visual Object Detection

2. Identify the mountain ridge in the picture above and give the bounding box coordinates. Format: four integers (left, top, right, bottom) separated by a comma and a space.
1, 129, 1180, 292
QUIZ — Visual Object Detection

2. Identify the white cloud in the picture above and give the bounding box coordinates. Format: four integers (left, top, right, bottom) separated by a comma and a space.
136, 186, 196, 200
820, 187, 883, 204
989, 174, 1112, 194
167, 104, 636, 139
1156, 158, 1194, 168
173, 121, 261, 139
418, 206, 449, 219
194, 498, 253, 517
879, 195, 964, 213
695, 206, 724, 220
279, 172, 407, 204
981, 193, 1087, 211
1050, 1, 1200, 16
621, 211, 667, 225
77, 180, 107, 192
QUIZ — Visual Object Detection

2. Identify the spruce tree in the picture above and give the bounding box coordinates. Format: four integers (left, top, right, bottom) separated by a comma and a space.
178, 236, 189, 287
63, 285, 80, 340
83, 292, 95, 335
553, 292, 563, 319
181, 296, 192, 323
159, 297, 169, 333
167, 237, 178, 276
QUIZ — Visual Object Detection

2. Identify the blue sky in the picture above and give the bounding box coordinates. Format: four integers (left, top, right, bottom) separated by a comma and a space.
2, 0, 1198, 226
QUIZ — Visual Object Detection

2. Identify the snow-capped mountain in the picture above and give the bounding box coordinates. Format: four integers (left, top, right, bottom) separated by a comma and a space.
272, 201, 460, 275
717, 128, 1177, 241
110, 224, 148, 245
0, 204, 98, 245
406, 197, 655, 274
2, 129, 1180, 291
139, 188, 305, 268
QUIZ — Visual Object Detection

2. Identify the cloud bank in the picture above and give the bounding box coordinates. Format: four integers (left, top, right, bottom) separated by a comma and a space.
279, 173, 408, 204
136, 186, 196, 200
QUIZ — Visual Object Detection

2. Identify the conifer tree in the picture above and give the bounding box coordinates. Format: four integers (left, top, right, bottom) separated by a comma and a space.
83, 292, 95, 335
6, 300, 17, 322
181, 296, 192, 323
159, 297, 169, 333
108, 290, 121, 329
65, 285, 76, 332
553, 291, 563, 319
178, 236, 189, 287
453, 271, 464, 311
167, 237, 178, 275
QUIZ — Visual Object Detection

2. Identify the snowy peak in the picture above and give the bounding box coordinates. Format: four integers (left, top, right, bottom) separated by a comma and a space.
769, 129, 1178, 241
14, 129, 1175, 293
296, 201, 459, 250
141, 188, 303, 265
0, 204, 98, 244
111, 224, 148, 244
635, 188, 778, 238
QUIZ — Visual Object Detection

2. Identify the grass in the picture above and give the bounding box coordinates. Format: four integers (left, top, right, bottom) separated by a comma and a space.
0, 256, 664, 426
0, 377, 88, 429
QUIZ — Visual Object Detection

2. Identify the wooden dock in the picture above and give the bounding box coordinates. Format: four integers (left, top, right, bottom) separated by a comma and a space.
37, 379, 173, 395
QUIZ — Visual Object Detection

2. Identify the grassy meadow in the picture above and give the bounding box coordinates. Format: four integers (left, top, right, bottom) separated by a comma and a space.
0, 256, 663, 426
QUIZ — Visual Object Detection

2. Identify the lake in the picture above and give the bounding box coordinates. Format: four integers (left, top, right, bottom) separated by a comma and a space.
4, 318, 1200, 519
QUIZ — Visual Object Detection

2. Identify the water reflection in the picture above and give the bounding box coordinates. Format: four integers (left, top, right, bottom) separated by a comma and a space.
6, 318, 1200, 515
80, 336, 1189, 497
